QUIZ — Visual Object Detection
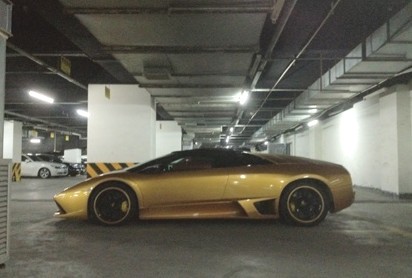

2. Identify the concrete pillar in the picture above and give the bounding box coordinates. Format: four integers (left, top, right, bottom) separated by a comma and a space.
87, 85, 156, 176
3, 121, 22, 182
396, 85, 412, 197
0, 0, 12, 267
379, 84, 412, 197
155, 121, 182, 157
1, 0, 12, 157
309, 124, 322, 160
3, 120, 22, 161
0, 31, 9, 158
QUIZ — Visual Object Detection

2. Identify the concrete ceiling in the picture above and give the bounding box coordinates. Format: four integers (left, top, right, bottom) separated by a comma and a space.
5, 0, 412, 148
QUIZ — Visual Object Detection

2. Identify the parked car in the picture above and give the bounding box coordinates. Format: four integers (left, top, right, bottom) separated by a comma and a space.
21, 154, 68, 179
54, 148, 354, 226
36, 154, 86, 176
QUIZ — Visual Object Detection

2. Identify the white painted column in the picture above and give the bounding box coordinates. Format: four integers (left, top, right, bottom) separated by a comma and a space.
88, 85, 156, 164
379, 84, 412, 196
155, 121, 182, 157
0, 0, 12, 266
395, 85, 412, 197
379, 91, 400, 194
3, 121, 22, 161
0, 34, 7, 158
309, 124, 322, 159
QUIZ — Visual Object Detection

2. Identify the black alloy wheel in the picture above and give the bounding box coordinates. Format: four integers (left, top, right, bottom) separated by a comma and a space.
280, 181, 329, 226
89, 183, 137, 225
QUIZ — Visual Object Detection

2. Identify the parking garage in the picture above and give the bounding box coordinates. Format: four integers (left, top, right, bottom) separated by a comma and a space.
1, 0, 412, 277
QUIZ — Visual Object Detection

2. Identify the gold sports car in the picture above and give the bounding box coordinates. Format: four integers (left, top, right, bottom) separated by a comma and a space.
54, 149, 354, 227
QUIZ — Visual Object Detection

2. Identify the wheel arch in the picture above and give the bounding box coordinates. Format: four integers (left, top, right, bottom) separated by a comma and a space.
87, 179, 141, 217
280, 178, 335, 212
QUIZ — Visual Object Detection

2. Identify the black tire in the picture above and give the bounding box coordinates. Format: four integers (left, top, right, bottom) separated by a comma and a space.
38, 168, 51, 179
88, 183, 138, 226
280, 181, 329, 227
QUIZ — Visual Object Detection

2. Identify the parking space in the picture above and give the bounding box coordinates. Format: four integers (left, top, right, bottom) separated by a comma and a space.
1, 177, 412, 277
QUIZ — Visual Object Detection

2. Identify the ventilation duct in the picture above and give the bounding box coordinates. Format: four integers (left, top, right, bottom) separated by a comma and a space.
143, 67, 171, 80
251, 1, 412, 142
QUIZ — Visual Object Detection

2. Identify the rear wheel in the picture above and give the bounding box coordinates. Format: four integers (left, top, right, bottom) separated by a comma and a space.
38, 168, 51, 179
280, 181, 329, 226
88, 183, 137, 226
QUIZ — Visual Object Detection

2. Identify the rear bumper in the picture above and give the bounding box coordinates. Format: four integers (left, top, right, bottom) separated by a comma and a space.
331, 187, 355, 212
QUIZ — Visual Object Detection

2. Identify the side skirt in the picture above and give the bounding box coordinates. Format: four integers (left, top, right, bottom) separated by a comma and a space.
139, 198, 279, 220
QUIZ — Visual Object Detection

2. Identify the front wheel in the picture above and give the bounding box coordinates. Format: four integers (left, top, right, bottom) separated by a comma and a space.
280, 181, 329, 226
88, 183, 137, 226
38, 168, 51, 179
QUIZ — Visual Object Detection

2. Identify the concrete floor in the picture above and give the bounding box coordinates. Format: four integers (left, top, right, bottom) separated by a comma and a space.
1, 177, 412, 277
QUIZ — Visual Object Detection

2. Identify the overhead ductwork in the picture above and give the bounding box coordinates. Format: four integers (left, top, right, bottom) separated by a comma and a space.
250, 1, 412, 143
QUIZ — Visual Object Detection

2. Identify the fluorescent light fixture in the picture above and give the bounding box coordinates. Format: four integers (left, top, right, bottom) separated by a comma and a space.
239, 90, 250, 105
225, 136, 230, 143
308, 109, 318, 114
307, 119, 319, 127
264, 141, 269, 145
28, 90, 54, 104
229, 127, 234, 133
76, 109, 89, 118
30, 138, 41, 144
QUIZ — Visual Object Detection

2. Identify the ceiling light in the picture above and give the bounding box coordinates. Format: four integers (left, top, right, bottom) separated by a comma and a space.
307, 119, 319, 127
225, 136, 230, 143
229, 127, 234, 133
308, 109, 318, 114
30, 138, 41, 144
239, 90, 250, 105
28, 90, 54, 104
264, 141, 269, 145
76, 109, 89, 118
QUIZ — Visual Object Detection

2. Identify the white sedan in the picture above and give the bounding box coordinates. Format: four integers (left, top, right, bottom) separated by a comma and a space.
21, 154, 68, 178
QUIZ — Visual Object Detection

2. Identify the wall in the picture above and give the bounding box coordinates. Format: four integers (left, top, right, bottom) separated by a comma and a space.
284, 82, 412, 196
155, 121, 182, 157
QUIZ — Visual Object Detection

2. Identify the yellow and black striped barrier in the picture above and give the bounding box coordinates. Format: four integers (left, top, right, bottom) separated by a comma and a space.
87, 162, 137, 178
12, 163, 21, 182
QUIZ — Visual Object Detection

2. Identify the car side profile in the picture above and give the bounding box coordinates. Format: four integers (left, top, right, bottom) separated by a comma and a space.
36, 154, 86, 176
54, 149, 354, 227
21, 154, 68, 179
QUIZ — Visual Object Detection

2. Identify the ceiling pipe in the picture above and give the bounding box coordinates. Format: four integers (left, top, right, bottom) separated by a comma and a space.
65, 1, 274, 15
6, 42, 87, 91
5, 110, 86, 138
232, 0, 297, 136
244, 0, 343, 137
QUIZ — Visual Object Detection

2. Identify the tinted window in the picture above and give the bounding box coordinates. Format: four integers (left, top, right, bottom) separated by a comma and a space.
26, 154, 42, 162
237, 153, 272, 166
127, 153, 178, 174
168, 155, 213, 172
37, 155, 62, 163
127, 150, 272, 174
213, 152, 272, 168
